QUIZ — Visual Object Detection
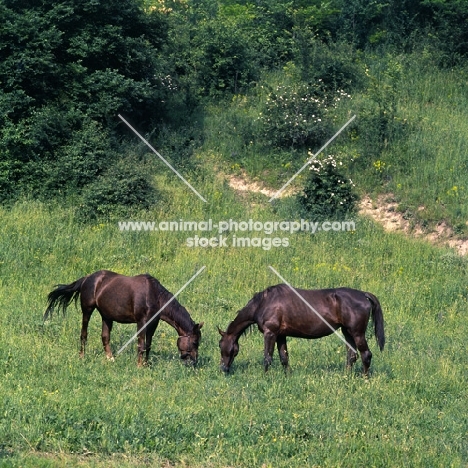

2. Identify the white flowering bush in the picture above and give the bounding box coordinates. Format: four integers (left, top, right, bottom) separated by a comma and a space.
258, 82, 351, 149
298, 154, 358, 219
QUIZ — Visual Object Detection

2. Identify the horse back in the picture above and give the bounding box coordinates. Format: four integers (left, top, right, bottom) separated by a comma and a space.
258, 285, 373, 337
89, 271, 153, 323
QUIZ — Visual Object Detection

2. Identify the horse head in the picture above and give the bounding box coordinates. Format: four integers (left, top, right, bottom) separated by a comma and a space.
177, 322, 203, 365
218, 327, 239, 373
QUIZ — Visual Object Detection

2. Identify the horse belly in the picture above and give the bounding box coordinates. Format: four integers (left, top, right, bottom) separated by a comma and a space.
97, 303, 136, 323
96, 284, 139, 323
283, 319, 338, 339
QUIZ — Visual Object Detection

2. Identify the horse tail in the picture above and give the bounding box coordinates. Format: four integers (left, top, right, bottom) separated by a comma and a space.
365, 292, 385, 351
44, 276, 87, 321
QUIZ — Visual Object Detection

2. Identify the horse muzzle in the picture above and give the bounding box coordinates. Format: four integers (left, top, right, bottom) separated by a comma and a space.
220, 363, 230, 373
181, 354, 197, 366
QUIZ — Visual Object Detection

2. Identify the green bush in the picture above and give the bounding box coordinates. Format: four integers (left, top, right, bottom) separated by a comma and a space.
298, 154, 358, 219
258, 82, 334, 149
78, 160, 157, 221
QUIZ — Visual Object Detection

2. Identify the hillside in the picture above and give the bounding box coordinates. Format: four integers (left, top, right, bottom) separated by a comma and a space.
1, 125, 467, 466
1, 1, 468, 466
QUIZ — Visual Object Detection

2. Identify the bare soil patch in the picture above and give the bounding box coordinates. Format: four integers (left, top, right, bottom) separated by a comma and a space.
227, 171, 468, 256
359, 194, 468, 256
227, 170, 297, 199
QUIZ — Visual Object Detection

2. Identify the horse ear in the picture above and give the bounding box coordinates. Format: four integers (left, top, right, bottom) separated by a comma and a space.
192, 322, 203, 333
217, 326, 225, 336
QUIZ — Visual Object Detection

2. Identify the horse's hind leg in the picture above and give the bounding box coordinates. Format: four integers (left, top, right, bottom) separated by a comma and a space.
101, 318, 114, 361
263, 331, 276, 371
276, 336, 290, 373
80, 307, 94, 358
352, 333, 372, 377
342, 328, 358, 370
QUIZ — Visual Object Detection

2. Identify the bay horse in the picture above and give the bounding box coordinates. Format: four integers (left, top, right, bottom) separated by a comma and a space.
44, 270, 203, 366
218, 284, 385, 376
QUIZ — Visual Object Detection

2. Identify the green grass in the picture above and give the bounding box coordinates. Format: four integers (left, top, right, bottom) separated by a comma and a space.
362, 61, 468, 233
343, 58, 468, 236
0, 159, 467, 467
1, 54, 468, 468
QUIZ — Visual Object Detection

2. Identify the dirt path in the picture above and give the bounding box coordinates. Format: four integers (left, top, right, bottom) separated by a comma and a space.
227, 170, 298, 199
228, 171, 279, 198
227, 172, 468, 256
359, 194, 468, 256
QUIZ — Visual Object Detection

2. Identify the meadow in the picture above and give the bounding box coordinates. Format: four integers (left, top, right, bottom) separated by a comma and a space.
0, 156, 467, 467
1, 50, 468, 467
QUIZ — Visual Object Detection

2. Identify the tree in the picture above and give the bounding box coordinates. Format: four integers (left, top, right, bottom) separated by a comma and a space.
0, 0, 169, 199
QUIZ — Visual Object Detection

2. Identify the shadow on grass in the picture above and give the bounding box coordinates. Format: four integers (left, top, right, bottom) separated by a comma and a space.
219, 355, 391, 380
0, 445, 14, 460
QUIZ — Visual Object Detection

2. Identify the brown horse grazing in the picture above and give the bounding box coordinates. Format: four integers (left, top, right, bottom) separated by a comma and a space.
218, 284, 385, 376
44, 270, 203, 366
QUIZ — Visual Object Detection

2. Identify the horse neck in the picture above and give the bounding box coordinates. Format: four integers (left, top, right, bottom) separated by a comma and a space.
157, 287, 195, 336
226, 303, 257, 340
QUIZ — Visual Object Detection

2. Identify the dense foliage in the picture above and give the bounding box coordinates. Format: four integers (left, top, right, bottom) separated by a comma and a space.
1, 0, 468, 215
0, 0, 168, 205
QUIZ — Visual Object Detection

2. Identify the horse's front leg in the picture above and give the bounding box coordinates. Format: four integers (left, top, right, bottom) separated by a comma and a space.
144, 320, 159, 363
101, 318, 114, 361
136, 320, 147, 367
263, 331, 276, 371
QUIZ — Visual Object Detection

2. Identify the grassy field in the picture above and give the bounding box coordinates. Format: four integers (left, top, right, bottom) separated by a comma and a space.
0, 151, 467, 468
1, 55, 468, 467
362, 58, 468, 233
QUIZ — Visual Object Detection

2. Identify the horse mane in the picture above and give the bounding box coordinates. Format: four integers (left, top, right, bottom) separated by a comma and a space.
226, 289, 266, 337
144, 274, 195, 332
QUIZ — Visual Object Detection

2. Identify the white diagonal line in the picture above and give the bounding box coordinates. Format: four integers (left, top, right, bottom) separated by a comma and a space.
116, 266, 206, 356
118, 114, 207, 202
268, 266, 357, 353
268, 115, 356, 202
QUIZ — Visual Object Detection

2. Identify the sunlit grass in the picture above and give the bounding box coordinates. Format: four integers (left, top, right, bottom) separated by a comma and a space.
0, 161, 467, 466
1, 53, 468, 467
204, 57, 468, 239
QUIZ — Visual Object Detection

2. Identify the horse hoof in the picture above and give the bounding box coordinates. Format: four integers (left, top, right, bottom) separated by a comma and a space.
106, 356, 115, 362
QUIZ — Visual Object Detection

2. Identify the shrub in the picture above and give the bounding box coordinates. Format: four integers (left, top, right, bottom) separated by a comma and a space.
78, 160, 157, 221
258, 82, 350, 149
298, 153, 358, 219
296, 38, 365, 94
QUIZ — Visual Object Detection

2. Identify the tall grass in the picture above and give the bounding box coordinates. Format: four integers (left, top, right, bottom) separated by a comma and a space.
1, 51, 468, 467
0, 160, 467, 466
204, 55, 468, 237
348, 56, 468, 235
